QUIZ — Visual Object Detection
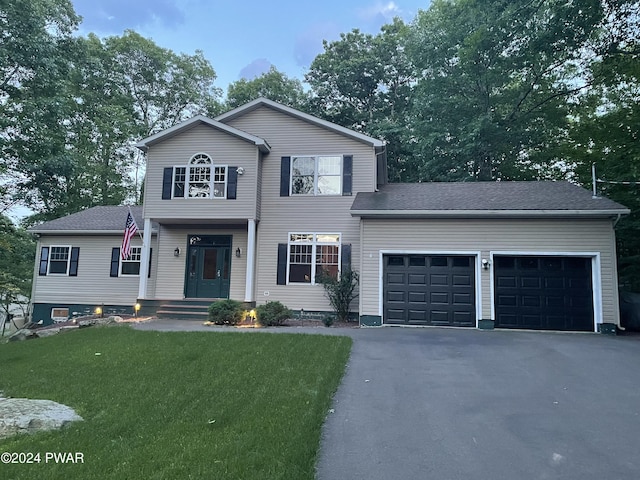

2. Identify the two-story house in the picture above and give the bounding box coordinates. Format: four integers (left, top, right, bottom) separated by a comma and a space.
30, 98, 629, 332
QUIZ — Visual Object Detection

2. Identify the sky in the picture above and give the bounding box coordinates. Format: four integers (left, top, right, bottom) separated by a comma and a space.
71, 0, 431, 94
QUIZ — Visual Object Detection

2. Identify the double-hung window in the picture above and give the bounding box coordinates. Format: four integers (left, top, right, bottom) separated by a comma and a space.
120, 247, 142, 276
288, 233, 340, 284
173, 153, 227, 199
48, 246, 71, 274
38, 245, 79, 276
291, 156, 342, 195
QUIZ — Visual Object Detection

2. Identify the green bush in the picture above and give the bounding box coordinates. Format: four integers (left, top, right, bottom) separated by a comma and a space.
317, 268, 359, 323
208, 300, 244, 325
256, 301, 292, 327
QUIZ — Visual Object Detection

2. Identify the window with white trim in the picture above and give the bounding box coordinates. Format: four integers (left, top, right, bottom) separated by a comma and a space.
121, 247, 142, 276
48, 246, 71, 274
172, 153, 227, 199
288, 233, 340, 284
291, 156, 342, 195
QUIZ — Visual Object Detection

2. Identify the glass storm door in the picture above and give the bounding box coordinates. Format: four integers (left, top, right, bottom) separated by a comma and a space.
186, 245, 231, 299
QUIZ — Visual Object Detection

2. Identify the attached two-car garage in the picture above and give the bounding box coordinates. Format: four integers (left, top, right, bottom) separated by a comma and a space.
381, 253, 595, 332
353, 182, 628, 333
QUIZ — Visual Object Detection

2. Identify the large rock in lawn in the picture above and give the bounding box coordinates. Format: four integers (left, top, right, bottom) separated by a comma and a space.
8, 329, 38, 342
0, 397, 83, 439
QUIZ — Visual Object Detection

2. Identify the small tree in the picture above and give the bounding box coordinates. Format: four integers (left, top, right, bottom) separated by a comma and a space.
317, 268, 359, 323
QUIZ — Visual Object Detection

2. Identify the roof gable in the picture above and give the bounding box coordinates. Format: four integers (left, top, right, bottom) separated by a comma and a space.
215, 98, 385, 148
136, 115, 270, 153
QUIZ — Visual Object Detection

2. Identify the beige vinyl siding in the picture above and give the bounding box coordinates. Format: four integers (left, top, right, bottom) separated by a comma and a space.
223, 105, 377, 193
153, 226, 247, 300
32, 234, 158, 305
143, 124, 259, 220
224, 106, 377, 311
359, 218, 620, 325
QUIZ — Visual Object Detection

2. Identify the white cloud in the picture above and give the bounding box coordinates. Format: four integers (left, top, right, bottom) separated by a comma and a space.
238, 59, 273, 80
357, 1, 402, 22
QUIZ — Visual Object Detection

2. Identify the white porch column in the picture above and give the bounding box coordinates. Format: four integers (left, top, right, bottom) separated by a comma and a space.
244, 219, 257, 302
138, 218, 152, 299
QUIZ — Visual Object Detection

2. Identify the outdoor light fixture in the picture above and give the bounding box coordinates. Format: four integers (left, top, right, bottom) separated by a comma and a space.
482, 259, 490, 270
237, 167, 245, 175
134, 303, 141, 317
95, 306, 102, 316
174, 247, 180, 257
235, 247, 241, 258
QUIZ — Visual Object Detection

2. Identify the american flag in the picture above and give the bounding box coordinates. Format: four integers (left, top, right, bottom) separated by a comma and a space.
121, 211, 139, 260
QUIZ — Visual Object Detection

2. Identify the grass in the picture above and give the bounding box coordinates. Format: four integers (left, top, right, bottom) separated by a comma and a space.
0, 326, 352, 479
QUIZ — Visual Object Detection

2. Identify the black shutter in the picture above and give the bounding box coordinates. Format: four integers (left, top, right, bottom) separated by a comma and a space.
227, 167, 238, 200
162, 167, 173, 199
110, 248, 120, 277
280, 157, 291, 197
277, 243, 287, 285
341, 244, 352, 271
148, 248, 153, 278
342, 155, 353, 196
69, 247, 80, 276
38, 247, 49, 276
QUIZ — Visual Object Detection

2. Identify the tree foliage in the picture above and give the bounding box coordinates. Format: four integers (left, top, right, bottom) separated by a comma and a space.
407, 0, 606, 181
0, 215, 35, 321
226, 66, 307, 110
306, 19, 417, 181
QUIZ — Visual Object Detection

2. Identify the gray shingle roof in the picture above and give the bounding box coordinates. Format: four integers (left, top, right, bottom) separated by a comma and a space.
351, 181, 629, 216
29, 206, 146, 233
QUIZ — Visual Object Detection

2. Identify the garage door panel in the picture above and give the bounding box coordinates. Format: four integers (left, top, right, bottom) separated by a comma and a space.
521, 277, 541, 289
453, 293, 472, 305
430, 274, 449, 286
384, 255, 476, 327
522, 295, 540, 307
494, 255, 593, 331
408, 274, 427, 285
453, 275, 471, 286
408, 310, 427, 322
430, 292, 449, 304
497, 276, 517, 288
386, 273, 405, 284
387, 291, 405, 303
408, 292, 426, 303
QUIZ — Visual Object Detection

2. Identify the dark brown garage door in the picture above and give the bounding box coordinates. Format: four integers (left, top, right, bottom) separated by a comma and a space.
383, 255, 476, 326
494, 255, 594, 331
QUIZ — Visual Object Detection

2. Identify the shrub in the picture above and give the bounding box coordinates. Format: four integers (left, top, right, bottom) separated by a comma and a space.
256, 301, 292, 327
208, 300, 244, 325
322, 315, 335, 327
317, 268, 359, 323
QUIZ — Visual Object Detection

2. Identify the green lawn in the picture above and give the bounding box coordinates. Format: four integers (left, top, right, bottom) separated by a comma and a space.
0, 326, 352, 479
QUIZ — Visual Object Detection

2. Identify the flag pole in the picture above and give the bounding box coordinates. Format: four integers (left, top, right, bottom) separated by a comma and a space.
128, 205, 144, 241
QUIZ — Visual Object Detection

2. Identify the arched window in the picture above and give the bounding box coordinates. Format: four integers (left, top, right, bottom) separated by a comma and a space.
172, 153, 227, 199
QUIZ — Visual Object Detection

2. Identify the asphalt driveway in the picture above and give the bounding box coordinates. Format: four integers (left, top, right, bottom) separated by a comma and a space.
134, 320, 640, 479
315, 327, 640, 480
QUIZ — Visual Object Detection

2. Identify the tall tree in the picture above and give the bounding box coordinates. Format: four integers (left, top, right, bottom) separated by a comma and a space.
0, 0, 79, 212
566, 0, 640, 290
407, 0, 605, 181
226, 66, 307, 109
0, 215, 35, 325
306, 19, 417, 181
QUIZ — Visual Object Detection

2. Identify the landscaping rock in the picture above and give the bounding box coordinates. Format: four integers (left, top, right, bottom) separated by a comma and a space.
35, 327, 61, 338
8, 329, 38, 342
77, 316, 119, 328
0, 398, 83, 439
